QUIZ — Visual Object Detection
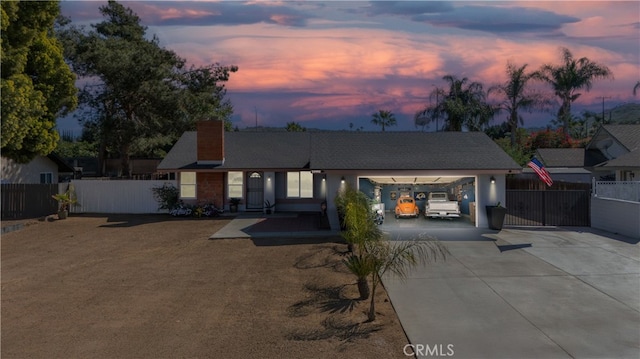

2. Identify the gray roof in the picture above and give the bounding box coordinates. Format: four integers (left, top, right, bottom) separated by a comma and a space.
602, 124, 640, 152
536, 148, 607, 168
597, 148, 640, 169
158, 131, 521, 171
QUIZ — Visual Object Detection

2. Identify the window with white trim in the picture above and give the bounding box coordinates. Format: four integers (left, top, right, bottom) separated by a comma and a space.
40, 172, 53, 184
180, 172, 196, 198
287, 171, 313, 198
227, 171, 243, 198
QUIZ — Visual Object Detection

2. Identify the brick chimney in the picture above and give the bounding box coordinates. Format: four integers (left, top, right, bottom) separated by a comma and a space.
197, 120, 224, 165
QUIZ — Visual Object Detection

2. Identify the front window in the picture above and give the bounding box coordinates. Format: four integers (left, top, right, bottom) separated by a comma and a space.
40, 172, 53, 184
228, 171, 243, 198
287, 171, 313, 198
180, 172, 196, 198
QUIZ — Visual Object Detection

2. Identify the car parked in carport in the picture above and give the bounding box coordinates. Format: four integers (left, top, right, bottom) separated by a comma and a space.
395, 196, 419, 218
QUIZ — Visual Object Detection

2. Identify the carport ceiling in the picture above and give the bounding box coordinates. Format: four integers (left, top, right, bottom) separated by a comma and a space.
366, 176, 468, 185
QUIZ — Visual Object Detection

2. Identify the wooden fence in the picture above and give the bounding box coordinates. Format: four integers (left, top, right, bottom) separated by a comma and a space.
1, 183, 59, 220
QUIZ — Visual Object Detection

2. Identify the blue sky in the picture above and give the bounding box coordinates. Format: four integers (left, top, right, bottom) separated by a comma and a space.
58, 1, 640, 133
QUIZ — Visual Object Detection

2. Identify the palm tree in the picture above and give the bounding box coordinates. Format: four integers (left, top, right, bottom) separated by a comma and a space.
337, 186, 383, 299
535, 47, 613, 138
371, 110, 397, 131
365, 237, 448, 322
416, 75, 494, 132
489, 62, 550, 146
336, 186, 448, 320
285, 121, 306, 132
634, 81, 640, 96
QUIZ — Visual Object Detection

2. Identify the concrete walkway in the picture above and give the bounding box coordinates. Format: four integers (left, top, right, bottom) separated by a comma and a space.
383, 226, 640, 359
210, 212, 338, 239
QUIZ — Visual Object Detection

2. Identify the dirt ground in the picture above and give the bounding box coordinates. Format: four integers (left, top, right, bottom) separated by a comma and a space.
1, 215, 409, 359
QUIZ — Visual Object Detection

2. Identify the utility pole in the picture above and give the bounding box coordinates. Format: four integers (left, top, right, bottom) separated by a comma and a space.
254, 106, 258, 131
598, 96, 611, 124
432, 84, 439, 132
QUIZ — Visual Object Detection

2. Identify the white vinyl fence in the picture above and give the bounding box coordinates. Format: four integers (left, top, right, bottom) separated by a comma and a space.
592, 180, 640, 202
64, 180, 177, 214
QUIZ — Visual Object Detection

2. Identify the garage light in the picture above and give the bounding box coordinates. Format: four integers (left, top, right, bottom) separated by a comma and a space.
490, 176, 496, 184
341, 176, 345, 183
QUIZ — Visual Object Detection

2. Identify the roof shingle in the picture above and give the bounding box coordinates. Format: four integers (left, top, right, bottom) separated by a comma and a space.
158, 131, 521, 171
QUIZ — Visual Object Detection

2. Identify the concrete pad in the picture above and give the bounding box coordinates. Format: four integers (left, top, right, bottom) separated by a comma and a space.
384, 227, 640, 359
402, 255, 475, 279
383, 276, 570, 359
497, 228, 587, 247
485, 275, 640, 358
524, 247, 640, 275
447, 242, 568, 277
210, 218, 260, 239
577, 274, 640, 312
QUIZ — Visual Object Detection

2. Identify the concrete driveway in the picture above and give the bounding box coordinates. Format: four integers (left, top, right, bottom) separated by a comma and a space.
382, 226, 640, 359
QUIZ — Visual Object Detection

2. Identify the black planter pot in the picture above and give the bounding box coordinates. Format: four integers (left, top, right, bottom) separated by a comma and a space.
486, 206, 507, 230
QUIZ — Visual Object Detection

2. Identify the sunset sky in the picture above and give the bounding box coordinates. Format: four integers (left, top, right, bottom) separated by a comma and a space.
59, 1, 640, 132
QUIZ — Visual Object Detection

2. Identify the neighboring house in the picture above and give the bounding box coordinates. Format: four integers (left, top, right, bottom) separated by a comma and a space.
1, 153, 75, 184
523, 148, 606, 184
523, 124, 640, 183
158, 121, 521, 229
587, 124, 640, 181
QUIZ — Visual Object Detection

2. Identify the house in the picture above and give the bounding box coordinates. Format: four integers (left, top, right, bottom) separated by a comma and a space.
587, 124, 640, 181
522, 147, 606, 184
520, 124, 640, 184
157, 120, 522, 229
1, 153, 75, 184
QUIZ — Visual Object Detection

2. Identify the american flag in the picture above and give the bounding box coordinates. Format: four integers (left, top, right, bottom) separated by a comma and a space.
528, 158, 553, 187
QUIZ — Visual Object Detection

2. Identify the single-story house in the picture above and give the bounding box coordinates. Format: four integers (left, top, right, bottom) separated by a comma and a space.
587, 124, 640, 181
158, 121, 522, 229
1, 153, 75, 184
525, 124, 640, 183
521, 147, 606, 184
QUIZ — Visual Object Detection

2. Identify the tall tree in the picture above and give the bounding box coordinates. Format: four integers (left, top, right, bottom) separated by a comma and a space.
415, 75, 494, 132
371, 110, 397, 131
61, 0, 236, 176
535, 47, 613, 138
634, 81, 640, 96
1, 1, 77, 163
489, 62, 550, 146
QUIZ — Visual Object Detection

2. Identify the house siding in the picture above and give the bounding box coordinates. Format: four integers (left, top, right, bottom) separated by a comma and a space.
1, 156, 59, 184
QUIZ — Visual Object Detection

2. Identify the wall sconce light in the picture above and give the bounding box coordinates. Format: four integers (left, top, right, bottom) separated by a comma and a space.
490, 176, 496, 184
267, 176, 271, 181
341, 176, 345, 183
322, 176, 326, 182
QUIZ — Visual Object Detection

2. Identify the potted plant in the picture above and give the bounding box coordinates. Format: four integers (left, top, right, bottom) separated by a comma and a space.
52, 191, 77, 219
229, 198, 241, 213
264, 200, 276, 214
485, 202, 507, 230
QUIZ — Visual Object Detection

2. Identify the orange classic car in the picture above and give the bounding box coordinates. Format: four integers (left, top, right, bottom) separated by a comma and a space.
394, 195, 419, 218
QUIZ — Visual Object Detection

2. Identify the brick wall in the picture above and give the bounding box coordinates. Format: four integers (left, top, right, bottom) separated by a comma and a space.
197, 172, 224, 208
197, 120, 224, 163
